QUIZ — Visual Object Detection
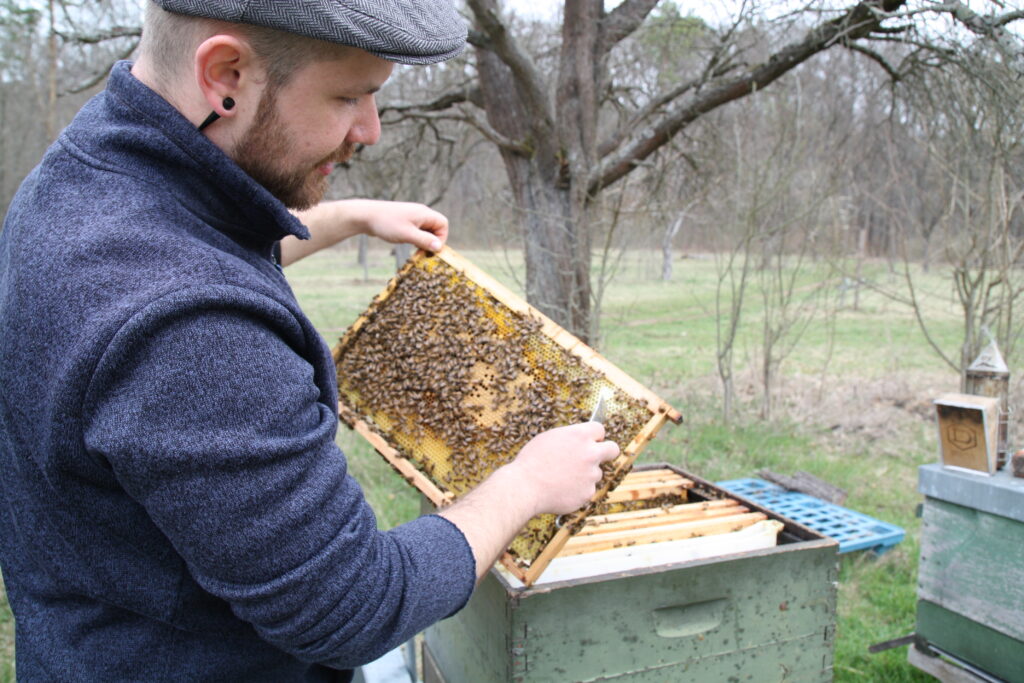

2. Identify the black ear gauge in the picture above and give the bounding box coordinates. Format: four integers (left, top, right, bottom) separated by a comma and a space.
197, 111, 219, 132
197, 97, 236, 132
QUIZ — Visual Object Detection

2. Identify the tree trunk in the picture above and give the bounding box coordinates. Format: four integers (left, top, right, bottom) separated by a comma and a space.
510, 157, 591, 337
854, 223, 868, 311
46, 0, 58, 142
473, 41, 594, 340
662, 214, 683, 282
722, 374, 734, 424
393, 243, 413, 271
357, 234, 368, 282
761, 349, 774, 421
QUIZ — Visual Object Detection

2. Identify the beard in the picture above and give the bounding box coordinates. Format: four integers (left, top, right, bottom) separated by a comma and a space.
233, 86, 356, 210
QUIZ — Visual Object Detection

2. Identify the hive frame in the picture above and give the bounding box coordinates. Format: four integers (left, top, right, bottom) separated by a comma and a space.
333, 247, 681, 586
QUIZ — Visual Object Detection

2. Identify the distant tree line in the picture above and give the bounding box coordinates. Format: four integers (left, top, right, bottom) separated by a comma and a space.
2, 1, 1023, 388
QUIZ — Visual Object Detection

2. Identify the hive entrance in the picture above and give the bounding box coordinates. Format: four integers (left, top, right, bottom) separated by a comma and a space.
334, 248, 680, 583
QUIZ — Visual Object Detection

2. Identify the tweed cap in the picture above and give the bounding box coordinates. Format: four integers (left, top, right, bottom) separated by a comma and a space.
153, 0, 466, 65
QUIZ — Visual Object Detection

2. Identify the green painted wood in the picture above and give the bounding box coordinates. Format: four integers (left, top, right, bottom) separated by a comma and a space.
425, 571, 511, 681
916, 600, 1024, 683
918, 464, 1024, 524
516, 546, 835, 682
918, 497, 1024, 642
426, 543, 837, 682
427, 635, 830, 683
577, 636, 830, 682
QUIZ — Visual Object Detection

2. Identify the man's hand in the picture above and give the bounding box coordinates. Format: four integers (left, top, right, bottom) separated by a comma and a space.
503, 422, 620, 516
282, 199, 448, 266
438, 422, 620, 580
352, 199, 448, 253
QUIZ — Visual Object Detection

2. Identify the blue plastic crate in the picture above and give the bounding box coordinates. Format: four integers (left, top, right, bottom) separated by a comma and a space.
716, 478, 905, 554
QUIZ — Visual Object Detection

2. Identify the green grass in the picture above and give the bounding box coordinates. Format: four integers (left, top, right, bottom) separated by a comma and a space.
0, 575, 12, 683
0, 245, 972, 679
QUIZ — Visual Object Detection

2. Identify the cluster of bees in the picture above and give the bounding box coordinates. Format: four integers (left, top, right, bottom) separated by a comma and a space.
336, 259, 653, 567
591, 493, 689, 516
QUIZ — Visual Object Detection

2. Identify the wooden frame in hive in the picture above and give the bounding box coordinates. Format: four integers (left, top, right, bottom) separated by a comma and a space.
332, 247, 681, 586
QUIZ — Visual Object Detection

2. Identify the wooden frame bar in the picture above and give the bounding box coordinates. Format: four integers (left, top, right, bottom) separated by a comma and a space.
559, 512, 769, 556
339, 404, 454, 508
620, 469, 687, 483
574, 504, 750, 537
605, 481, 692, 503
585, 499, 739, 525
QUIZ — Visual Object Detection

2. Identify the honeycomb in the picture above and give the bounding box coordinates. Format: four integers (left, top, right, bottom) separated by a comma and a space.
334, 248, 677, 573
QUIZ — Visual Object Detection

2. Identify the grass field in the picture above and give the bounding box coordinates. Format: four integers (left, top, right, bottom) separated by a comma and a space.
1, 245, 981, 680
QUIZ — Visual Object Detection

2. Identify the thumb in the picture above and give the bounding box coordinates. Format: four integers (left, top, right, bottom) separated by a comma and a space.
402, 224, 442, 252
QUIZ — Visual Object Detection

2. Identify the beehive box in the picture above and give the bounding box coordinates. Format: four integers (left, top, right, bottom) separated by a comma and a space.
912, 464, 1024, 681
333, 247, 681, 585
422, 464, 838, 683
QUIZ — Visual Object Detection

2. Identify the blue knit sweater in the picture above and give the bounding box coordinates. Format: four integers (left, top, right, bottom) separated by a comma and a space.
0, 61, 475, 681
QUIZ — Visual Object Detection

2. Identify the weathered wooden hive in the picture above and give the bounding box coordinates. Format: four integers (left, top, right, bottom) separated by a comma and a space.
911, 464, 1024, 681
421, 464, 838, 683
332, 246, 681, 585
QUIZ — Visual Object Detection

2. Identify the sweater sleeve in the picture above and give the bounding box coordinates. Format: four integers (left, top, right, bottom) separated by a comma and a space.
82, 285, 475, 668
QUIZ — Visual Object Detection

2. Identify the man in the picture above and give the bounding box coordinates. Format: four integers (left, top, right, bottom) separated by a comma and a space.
0, 1, 619, 680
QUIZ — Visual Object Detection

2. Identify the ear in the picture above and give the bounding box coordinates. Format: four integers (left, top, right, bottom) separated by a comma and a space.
194, 34, 259, 120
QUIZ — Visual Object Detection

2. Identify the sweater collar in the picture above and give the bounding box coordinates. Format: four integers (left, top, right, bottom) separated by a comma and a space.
69, 61, 310, 244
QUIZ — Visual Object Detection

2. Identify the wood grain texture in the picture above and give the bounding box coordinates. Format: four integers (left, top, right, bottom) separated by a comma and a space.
574, 504, 748, 537
605, 482, 692, 503
918, 498, 1024, 641
560, 512, 768, 555
584, 499, 738, 525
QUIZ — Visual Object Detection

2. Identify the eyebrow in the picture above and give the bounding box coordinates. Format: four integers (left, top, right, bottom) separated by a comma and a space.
338, 84, 382, 99
349, 82, 383, 95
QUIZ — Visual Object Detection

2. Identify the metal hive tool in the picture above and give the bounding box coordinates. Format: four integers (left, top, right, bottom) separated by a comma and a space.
332, 247, 682, 585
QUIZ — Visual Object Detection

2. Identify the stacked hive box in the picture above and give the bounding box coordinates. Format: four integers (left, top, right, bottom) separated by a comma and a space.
911, 464, 1024, 681
420, 465, 837, 683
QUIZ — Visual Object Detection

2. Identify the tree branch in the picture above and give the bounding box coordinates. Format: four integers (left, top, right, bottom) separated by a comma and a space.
379, 86, 482, 116
590, 0, 908, 195
465, 0, 554, 139
845, 42, 901, 80
55, 25, 140, 44
934, 2, 1024, 31
597, 52, 744, 159
467, 29, 491, 50
601, 0, 661, 50
381, 109, 530, 156
935, 1, 1024, 72
597, 2, 750, 161
63, 39, 139, 95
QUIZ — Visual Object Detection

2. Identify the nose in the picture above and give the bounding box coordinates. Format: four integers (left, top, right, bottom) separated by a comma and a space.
346, 94, 381, 146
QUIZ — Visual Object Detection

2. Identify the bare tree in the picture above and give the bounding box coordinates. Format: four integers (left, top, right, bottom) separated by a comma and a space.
1, 0, 140, 214
661, 209, 684, 283
387, 0, 1023, 342
880, 47, 1024, 384
713, 228, 754, 424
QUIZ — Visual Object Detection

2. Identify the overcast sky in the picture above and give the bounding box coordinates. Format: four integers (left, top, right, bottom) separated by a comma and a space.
502, 0, 1019, 27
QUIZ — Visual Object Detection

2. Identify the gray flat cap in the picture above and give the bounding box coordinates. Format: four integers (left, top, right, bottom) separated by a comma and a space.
153, 0, 466, 64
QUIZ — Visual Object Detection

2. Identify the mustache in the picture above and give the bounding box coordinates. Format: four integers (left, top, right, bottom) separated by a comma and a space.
320, 141, 359, 168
